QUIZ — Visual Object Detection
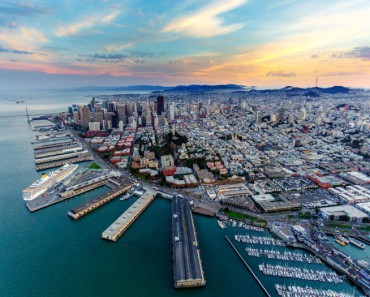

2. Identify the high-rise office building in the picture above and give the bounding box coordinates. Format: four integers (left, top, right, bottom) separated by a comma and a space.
300, 107, 307, 121
73, 111, 80, 125
256, 111, 261, 124
116, 104, 126, 125
81, 106, 91, 127
169, 103, 175, 122
93, 112, 103, 127
157, 95, 164, 115
278, 107, 285, 123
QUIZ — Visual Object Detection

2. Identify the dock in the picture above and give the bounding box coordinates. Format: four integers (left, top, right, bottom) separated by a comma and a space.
172, 196, 206, 289
68, 181, 132, 219
35, 151, 88, 164
33, 140, 75, 150
34, 145, 82, 158
101, 188, 157, 242
35, 154, 93, 171
34, 142, 79, 154
60, 175, 109, 199
225, 235, 271, 297
31, 137, 71, 144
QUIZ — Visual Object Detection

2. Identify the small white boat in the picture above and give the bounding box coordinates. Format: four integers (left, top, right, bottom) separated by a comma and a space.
217, 220, 226, 229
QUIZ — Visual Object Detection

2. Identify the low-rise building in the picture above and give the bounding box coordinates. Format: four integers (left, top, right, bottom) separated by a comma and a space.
319, 205, 368, 222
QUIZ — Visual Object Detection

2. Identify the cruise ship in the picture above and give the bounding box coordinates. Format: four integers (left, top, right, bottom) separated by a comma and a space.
22, 164, 78, 201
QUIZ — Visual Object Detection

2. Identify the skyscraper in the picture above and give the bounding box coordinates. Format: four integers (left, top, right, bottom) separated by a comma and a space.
169, 102, 175, 122
116, 104, 126, 125
278, 107, 285, 123
81, 106, 91, 127
157, 95, 164, 115
73, 111, 80, 125
255, 111, 261, 124
300, 107, 307, 121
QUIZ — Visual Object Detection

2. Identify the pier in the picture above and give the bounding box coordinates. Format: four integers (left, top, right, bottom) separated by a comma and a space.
172, 196, 206, 289
33, 140, 75, 150
31, 137, 71, 144
26, 185, 101, 212
35, 151, 88, 164
225, 235, 271, 297
35, 154, 93, 171
68, 181, 132, 219
34, 145, 82, 158
101, 188, 156, 242
60, 175, 109, 199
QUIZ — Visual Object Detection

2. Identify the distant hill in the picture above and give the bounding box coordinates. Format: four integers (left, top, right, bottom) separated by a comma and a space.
67, 84, 351, 96
68, 84, 245, 93
70, 85, 169, 92
164, 84, 245, 92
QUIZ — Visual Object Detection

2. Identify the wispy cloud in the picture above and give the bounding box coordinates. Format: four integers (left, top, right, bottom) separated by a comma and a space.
105, 42, 133, 52
332, 46, 370, 60
266, 71, 296, 77
78, 53, 144, 64
0, 1, 52, 15
322, 71, 364, 76
56, 10, 121, 37
162, 0, 246, 38
0, 45, 33, 55
0, 27, 48, 52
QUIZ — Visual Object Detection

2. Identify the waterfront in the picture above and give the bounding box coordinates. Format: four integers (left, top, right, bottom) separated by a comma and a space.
0, 110, 265, 296
0, 93, 368, 297
225, 224, 364, 296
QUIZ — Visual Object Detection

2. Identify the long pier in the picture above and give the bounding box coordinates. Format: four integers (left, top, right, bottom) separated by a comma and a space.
31, 137, 71, 144
34, 143, 80, 155
101, 188, 156, 242
225, 235, 271, 297
61, 176, 109, 199
172, 196, 206, 289
33, 140, 75, 150
68, 181, 132, 219
35, 151, 87, 164
35, 154, 93, 171
34, 146, 82, 158
26, 185, 102, 212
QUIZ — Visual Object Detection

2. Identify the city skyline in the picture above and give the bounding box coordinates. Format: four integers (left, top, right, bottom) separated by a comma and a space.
1, 0, 370, 90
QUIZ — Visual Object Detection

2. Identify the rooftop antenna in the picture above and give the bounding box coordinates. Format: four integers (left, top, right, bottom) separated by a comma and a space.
315, 77, 319, 88
26, 107, 30, 123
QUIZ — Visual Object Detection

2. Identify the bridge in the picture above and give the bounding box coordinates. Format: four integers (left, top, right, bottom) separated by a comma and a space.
0, 113, 57, 119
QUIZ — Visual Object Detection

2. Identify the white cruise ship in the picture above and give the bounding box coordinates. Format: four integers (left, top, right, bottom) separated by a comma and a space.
22, 164, 78, 201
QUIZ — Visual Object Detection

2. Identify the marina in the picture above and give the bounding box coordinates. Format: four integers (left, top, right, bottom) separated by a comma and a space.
258, 263, 344, 283
275, 284, 358, 297
101, 188, 156, 242
235, 234, 286, 246
245, 247, 315, 263
226, 220, 265, 232
68, 181, 132, 219
172, 196, 206, 289
225, 235, 271, 297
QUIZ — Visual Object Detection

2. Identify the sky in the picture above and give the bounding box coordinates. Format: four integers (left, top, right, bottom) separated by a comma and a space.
0, 0, 370, 90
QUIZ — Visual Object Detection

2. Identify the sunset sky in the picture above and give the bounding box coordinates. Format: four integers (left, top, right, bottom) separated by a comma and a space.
1, 0, 370, 89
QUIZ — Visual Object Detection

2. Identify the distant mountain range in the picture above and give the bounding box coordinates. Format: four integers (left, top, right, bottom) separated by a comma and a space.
70, 85, 168, 91
69, 84, 352, 96
70, 84, 245, 92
